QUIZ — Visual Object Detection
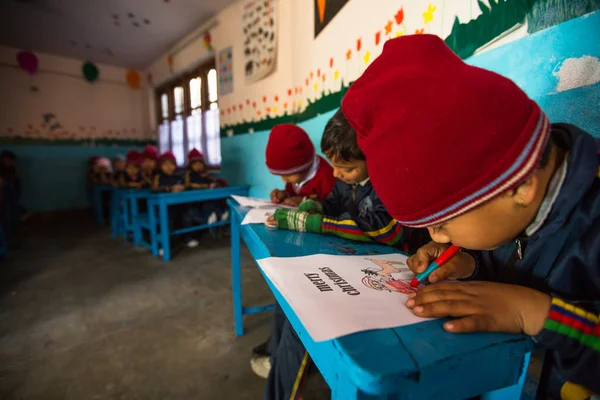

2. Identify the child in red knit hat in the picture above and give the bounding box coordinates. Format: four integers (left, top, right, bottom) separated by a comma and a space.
265, 124, 336, 206
141, 145, 159, 187
185, 149, 216, 189
119, 150, 143, 188
342, 34, 600, 397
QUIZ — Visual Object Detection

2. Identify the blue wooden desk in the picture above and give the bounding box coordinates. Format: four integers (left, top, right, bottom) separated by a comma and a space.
148, 185, 250, 261
93, 185, 113, 227
228, 200, 533, 400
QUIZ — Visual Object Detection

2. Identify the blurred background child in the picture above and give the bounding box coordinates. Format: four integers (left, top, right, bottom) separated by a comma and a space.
119, 150, 143, 188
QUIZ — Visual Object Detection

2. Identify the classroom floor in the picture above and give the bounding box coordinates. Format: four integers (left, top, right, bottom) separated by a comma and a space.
0, 211, 329, 400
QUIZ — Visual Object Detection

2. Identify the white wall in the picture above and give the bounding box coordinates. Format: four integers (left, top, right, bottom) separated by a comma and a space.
0, 45, 151, 141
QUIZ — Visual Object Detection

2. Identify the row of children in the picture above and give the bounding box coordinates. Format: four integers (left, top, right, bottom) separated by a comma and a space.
89, 145, 227, 248
252, 35, 600, 400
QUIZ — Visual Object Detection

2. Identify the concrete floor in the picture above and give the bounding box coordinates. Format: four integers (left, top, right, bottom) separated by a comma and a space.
0, 212, 309, 400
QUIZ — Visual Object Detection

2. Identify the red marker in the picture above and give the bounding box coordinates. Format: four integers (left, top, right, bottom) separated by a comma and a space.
410, 245, 461, 287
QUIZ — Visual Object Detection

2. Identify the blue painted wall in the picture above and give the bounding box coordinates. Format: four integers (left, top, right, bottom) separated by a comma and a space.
220, 12, 600, 199
1, 145, 140, 212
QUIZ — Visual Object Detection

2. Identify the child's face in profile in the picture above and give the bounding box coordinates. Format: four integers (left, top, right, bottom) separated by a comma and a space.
126, 163, 139, 176
190, 160, 205, 173
142, 158, 157, 171
327, 155, 369, 185
281, 171, 309, 185
114, 160, 125, 172
160, 160, 176, 175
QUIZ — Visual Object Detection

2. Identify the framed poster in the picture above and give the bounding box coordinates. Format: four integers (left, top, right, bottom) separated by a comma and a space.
218, 47, 233, 96
314, 0, 350, 38
242, 0, 277, 84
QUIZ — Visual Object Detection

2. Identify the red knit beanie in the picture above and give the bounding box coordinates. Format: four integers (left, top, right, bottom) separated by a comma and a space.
142, 145, 158, 161
188, 148, 204, 162
125, 150, 142, 165
342, 35, 550, 228
265, 124, 315, 175
158, 151, 176, 165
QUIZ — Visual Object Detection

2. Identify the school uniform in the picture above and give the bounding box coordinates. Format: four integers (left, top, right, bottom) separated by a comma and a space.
120, 171, 142, 187
470, 125, 600, 397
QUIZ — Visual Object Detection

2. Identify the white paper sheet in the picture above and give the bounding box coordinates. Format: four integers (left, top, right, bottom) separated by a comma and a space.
231, 195, 295, 209
257, 253, 431, 342
241, 207, 279, 225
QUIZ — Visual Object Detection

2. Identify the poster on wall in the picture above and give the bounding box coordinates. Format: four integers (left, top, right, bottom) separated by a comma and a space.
218, 47, 234, 96
314, 0, 351, 38
242, 0, 277, 84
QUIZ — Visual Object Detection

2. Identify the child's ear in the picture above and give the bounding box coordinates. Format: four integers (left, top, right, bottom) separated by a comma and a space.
512, 174, 540, 207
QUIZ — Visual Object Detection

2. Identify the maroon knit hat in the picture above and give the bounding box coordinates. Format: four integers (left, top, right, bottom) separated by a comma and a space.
158, 151, 176, 164
125, 150, 142, 165
142, 145, 158, 161
188, 148, 204, 162
265, 124, 315, 175
342, 34, 550, 228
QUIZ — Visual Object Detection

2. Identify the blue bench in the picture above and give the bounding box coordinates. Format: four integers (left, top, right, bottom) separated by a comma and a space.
143, 185, 250, 261
228, 199, 533, 400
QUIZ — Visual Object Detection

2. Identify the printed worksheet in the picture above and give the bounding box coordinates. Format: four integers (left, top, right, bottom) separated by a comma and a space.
241, 207, 278, 225
231, 195, 295, 209
257, 253, 431, 342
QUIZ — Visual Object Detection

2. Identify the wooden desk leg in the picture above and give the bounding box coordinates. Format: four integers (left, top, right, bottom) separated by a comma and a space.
110, 190, 118, 238
149, 202, 158, 257
122, 195, 130, 243
481, 352, 531, 400
231, 206, 244, 337
131, 197, 141, 246
159, 201, 171, 261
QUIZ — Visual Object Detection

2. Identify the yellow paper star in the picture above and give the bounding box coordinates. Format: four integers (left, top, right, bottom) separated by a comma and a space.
273, 106, 278, 113
395, 30, 404, 37
314, 83, 319, 91
423, 4, 436, 24
363, 51, 371, 65
334, 70, 339, 80
298, 99, 303, 107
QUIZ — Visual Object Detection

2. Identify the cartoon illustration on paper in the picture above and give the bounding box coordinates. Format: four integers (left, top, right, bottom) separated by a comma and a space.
361, 258, 419, 294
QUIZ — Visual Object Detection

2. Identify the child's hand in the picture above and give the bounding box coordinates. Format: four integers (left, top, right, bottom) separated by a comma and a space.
270, 189, 287, 204
172, 184, 185, 193
407, 242, 476, 283
283, 196, 303, 207
406, 281, 551, 335
266, 215, 277, 226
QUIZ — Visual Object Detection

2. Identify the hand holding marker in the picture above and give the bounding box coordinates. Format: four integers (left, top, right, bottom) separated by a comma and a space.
410, 245, 462, 287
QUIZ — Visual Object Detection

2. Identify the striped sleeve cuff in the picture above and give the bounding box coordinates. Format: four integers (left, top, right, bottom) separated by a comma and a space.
541, 298, 600, 352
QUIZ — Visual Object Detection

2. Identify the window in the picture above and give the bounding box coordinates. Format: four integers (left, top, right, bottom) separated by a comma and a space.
154, 60, 220, 166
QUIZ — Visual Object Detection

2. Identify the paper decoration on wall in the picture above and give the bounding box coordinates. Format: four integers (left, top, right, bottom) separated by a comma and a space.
126, 70, 141, 89
82, 61, 99, 83
314, 0, 351, 38
42, 113, 62, 132
218, 47, 233, 96
16, 51, 38, 75
242, 0, 277, 84
203, 32, 213, 52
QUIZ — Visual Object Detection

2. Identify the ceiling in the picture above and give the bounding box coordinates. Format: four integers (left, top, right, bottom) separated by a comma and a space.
0, 0, 237, 69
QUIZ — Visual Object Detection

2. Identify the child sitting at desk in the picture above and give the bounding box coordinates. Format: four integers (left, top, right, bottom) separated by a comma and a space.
266, 124, 336, 207
184, 148, 216, 189
154, 151, 202, 248
92, 157, 111, 185
119, 150, 144, 188
257, 110, 427, 400
110, 154, 126, 187
342, 34, 600, 398
141, 145, 159, 188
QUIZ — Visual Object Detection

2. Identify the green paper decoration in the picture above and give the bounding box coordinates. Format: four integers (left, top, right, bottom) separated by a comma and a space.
82, 61, 99, 83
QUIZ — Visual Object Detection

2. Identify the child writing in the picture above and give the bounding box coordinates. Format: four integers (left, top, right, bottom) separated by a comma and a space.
266, 124, 336, 207
341, 34, 600, 398
258, 110, 427, 400
119, 150, 144, 188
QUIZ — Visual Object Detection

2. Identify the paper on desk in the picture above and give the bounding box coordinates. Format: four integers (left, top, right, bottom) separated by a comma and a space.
241, 207, 278, 225
231, 195, 295, 209
257, 253, 431, 342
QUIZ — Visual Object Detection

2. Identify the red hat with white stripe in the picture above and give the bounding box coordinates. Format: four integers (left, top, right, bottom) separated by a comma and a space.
265, 124, 315, 175
341, 34, 550, 228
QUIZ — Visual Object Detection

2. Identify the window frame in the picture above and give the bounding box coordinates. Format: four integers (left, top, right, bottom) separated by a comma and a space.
155, 59, 218, 165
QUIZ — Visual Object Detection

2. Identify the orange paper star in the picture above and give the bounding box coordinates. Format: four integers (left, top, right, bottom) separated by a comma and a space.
346, 49, 352, 60
385, 20, 393, 35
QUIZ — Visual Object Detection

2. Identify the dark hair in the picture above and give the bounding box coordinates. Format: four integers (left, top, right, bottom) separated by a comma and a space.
320, 109, 365, 161
0, 151, 17, 160
538, 132, 555, 169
